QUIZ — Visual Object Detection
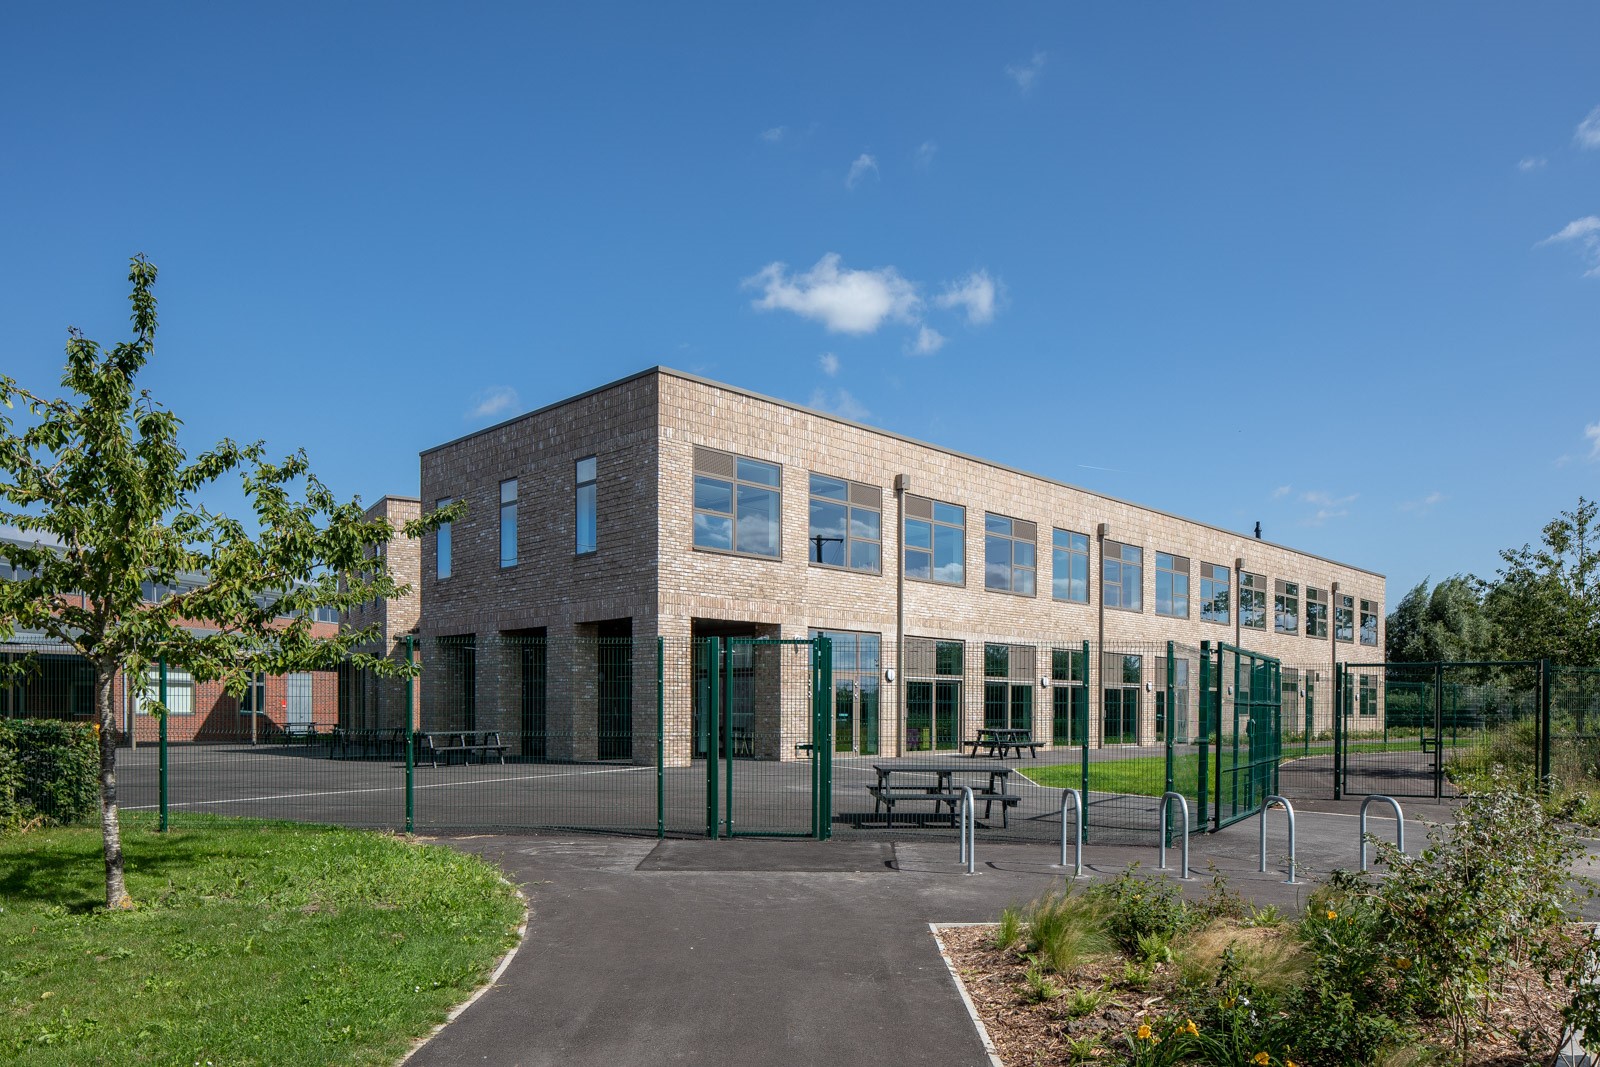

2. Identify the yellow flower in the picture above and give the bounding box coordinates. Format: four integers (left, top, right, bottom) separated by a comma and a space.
1326, 909, 1337, 920
1182, 1019, 1199, 1036
1137, 1023, 1153, 1041
1253, 1054, 1271, 1066
1395, 957, 1412, 970
1287, 1061, 1299, 1067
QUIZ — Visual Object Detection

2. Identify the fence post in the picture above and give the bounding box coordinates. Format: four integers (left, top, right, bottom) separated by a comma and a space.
819, 636, 833, 840
1539, 659, 1554, 793
404, 635, 415, 835
1332, 665, 1344, 800
1164, 641, 1176, 845
1432, 662, 1444, 801
1198, 641, 1211, 831
657, 637, 665, 840
705, 638, 720, 840
1081, 639, 1092, 843
158, 655, 168, 833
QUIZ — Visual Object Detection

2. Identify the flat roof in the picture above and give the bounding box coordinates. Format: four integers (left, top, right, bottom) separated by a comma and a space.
422, 366, 1384, 580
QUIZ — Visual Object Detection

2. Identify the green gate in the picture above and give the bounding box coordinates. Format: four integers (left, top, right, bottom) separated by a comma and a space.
1199, 641, 1281, 830
701, 636, 832, 839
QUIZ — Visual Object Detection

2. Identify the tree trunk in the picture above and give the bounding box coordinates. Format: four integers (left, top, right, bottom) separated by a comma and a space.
97, 663, 133, 910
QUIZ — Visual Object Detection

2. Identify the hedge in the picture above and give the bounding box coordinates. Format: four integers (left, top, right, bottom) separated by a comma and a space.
0, 719, 100, 831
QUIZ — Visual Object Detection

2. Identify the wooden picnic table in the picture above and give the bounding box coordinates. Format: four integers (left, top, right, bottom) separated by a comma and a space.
867, 762, 1021, 827
962, 727, 1043, 759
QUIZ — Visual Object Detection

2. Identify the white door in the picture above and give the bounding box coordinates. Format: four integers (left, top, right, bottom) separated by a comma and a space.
286, 673, 313, 728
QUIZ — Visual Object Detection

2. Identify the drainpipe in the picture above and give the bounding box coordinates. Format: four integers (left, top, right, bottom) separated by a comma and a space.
894, 474, 909, 758
1234, 556, 1244, 650
1096, 523, 1108, 748
1330, 581, 1340, 739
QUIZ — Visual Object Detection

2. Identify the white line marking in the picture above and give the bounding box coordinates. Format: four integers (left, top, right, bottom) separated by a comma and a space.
125, 766, 648, 810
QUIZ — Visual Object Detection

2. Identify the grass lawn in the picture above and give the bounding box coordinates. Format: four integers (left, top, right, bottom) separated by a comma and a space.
0, 813, 523, 1066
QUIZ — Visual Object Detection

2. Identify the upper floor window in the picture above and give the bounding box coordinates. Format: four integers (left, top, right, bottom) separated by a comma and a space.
1102, 540, 1143, 612
692, 447, 781, 558
1200, 562, 1231, 624
1274, 580, 1299, 635
576, 457, 598, 555
1240, 571, 1266, 629
500, 479, 519, 567
1155, 552, 1190, 618
1335, 594, 1355, 643
984, 514, 1036, 596
904, 495, 965, 586
1305, 586, 1328, 639
1051, 529, 1090, 603
1360, 599, 1380, 646
436, 497, 453, 579
808, 474, 881, 573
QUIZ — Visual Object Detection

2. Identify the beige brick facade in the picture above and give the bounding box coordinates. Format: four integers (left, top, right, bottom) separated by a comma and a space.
417, 368, 1386, 765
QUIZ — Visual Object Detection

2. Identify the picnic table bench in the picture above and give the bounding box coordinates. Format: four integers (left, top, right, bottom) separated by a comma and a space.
415, 730, 508, 767
867, 763, 1021, 828
960, 727, 1043, 759
327, 726, 404, 759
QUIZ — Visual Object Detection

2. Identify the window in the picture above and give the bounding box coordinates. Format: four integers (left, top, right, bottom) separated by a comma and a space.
905, 638, 964, 752
904, 495, 965, 586
499, 479, 518, 567
808, 474, 882, 573
1305, 586, 1328, 639
436, 497, 453, 579
576, 457, 597, 555
983, 644, 1035, 733
984, 514, 1036, 595
1101, 652, 1142, 744
1240, 571, 1267, 629
1335, 594, 1354, 643
1274, 580, 1299, 635
1359, 674, 1378, 716
811, 630, 882, 755
1155, 552, 1190, 618
692, 447, 781, 558
1200, 563, 1231, 625
239, 672, 266, 715
1360, 599, 1380, 646
1051, 529, 1090, 603
1102, 540, 1143, 611
1051, 647, 1089, 745
137, 668, 194, 716
1155, 659, 1191, 742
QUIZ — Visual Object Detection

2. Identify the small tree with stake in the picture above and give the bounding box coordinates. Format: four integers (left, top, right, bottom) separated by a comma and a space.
0, 255, 455, 909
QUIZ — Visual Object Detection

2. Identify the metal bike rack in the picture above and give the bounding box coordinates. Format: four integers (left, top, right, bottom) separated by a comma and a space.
957, 786, 976, 875
1157, 791, 1191, 880
1057, 788, 1084, 878
1258, 795, 1298, 884
1359, 794, 1406, 872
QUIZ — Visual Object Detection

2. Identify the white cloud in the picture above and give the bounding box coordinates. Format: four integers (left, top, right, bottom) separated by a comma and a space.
1006, 51, 1046, 94
914, 141, 938, 170
1399, 490, 1445, 513
906, 326, 946, 356
1539, 216, 1600, 276
1576, 105, 1600, 149
1299, 489, 1358, 526
1270, 485, 1292, 500
761, 126, 787, 143
935, 270, 999, 325
1586, 421, 1600, 460
808, 388, 870, 422
745, 253, 920, 335
1518, 156, 1547, 171
845, 153, 879, 189
818, 352, 840, 377
466, 386, 519, 421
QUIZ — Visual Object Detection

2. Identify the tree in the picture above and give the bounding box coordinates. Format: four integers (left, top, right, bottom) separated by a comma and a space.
0, 256, 452, 909
1484, 497, 1600, 666
1385, 575, 1500, 663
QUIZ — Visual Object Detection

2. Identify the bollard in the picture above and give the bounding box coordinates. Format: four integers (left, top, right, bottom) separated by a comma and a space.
957, 786, 976, 875
1359, 794, 1406, 872
1057, 788, 1084, 878
1157, 791, 1191, 880
1258, 795, 1298, 884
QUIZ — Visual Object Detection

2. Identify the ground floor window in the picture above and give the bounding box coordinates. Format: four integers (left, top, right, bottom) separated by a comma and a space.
138, 667, 195, 716
905, 638, 963, 752
811, 630, 881, 756
1101, 653, 1141, 744
1154, 658, 1190, 742
983, 643, 1035, 734
1051, 646, 1088, 745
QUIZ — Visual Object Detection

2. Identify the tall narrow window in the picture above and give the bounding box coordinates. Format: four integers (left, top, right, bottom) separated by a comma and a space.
239, 671, 266, 715
808, 473, 882, 573
1102, 541, 1143, 611
436, 497, 453, 580
1305, 586, 1328, 639
1200, 562, 1231, 624
1155, 552, 1190, 618
1050, 647, 1089, 745
499, 479, 518, 567
576, 457, 598, 555
1239, 571, 1267, 629
1274, 580, 1299, 634
983, 644, 1035, 733
1101, 653, 1142, 744
692, 447, 781, 558
1335, 594, 1354, 643
904, 495, 965, 586
1051, 529, 1090, 603
1360, 599, 1380, 646
1359, 674, 1378, 716
984, 514, 1036, 595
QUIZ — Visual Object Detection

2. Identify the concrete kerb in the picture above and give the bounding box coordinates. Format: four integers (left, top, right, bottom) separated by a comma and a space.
930, 923, 1006, 1067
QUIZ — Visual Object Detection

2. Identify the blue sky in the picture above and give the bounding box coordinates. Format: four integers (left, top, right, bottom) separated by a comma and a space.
2, 4, 1597, 602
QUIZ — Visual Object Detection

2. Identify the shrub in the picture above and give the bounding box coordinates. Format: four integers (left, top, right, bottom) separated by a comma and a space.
0, 719, 99, 830
1023, 890, 1110, 974
1092, 867, 1193, 955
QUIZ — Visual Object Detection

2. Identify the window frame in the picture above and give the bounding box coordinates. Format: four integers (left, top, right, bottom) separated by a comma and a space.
903, 495, 966, 587
1199, 562, 1231, 625
1334, 593, 1355, 643
1102, 540, 1143, 612
1305, 585, 1329, 639
1360, 599, 1380, 647
1154, 552, 1191, 619
1239, 571, 1267, 630
239, 671, 266, 715
692, 448, 784, 560
435, 497, 453, 580
806, 473, 882, 575
575, 456, 598, 556
983, 513, 1037, 597
1051, 528, 1090, 604
499, 478, 518, 568
1274, 579, 1300, 635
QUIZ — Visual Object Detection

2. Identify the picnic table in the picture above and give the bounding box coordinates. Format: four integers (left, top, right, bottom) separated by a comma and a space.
415, 730, 508, 767
867, 762, 1021, 827
961, 727, 1043, 759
